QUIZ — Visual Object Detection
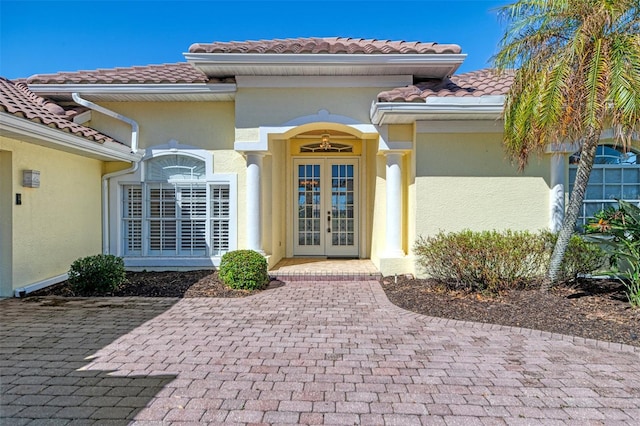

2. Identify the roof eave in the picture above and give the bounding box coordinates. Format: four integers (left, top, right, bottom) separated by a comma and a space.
0, 113, 141, 162
184, 53, 467, 78
27, 83, 238, 101
370, 95, 505, 124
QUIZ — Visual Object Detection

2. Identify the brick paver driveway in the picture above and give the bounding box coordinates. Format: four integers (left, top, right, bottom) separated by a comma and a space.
1, 279, 639, 425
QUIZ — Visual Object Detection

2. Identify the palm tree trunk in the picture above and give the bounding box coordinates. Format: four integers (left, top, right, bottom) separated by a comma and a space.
544, 129, 601, 289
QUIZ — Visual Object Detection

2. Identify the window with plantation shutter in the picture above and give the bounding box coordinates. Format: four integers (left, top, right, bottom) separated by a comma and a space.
148, 184, 177, 254
210, 184, 230, 256
121, 154, 235, 260
178, 184, 207, 255
123, 185, 142, 255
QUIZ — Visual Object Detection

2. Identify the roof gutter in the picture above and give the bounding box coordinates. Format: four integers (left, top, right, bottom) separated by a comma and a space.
30, 83, 237, 97
71, 93, 142, 256
370, 96, 506, 124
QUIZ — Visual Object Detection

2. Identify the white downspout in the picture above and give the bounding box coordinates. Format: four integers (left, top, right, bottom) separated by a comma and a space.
72, 93, 139, 154
72, 93, 141, 255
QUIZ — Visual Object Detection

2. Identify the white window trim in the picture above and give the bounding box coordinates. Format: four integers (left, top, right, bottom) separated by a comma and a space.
108, 142, 237, 268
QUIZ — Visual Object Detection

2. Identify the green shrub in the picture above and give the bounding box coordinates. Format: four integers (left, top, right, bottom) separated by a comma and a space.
585, 200, 640, 307
542, 231, 607, 282
68, 254, 126, 295
414, 229, 606, 293
414, 230, 547, 292
219, 250, 268, 290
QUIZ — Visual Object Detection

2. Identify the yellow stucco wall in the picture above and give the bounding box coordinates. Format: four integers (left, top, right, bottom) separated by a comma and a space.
0, 136, 103, 291
90, 102, 236, 150
0, 149, 13, 297
370, 154, 388, 268
235, 88, 382, 140
267, 140, 287, 265
414, 132, 551, 238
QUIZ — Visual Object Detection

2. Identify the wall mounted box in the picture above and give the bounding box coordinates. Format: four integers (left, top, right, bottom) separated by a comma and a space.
23, 170, 40, 188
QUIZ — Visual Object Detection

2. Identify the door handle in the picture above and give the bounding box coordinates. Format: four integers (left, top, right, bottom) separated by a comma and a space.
327, 211, 331, 233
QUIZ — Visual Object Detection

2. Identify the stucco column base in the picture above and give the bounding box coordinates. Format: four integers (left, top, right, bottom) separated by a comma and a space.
377, 254, 414, 277
383, 249, 406, 258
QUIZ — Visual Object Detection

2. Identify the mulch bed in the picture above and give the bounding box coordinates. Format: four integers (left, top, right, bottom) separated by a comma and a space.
27, 270, 640, 347
382, 275, 640, 348
28, 270, 257, 298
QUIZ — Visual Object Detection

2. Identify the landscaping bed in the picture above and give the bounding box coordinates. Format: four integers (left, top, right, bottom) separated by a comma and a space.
382, 275, 640, 347
28, 270, 258, 298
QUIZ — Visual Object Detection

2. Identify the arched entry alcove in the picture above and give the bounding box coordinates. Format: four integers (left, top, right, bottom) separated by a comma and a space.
275, 123, 377, 261
234, 117, 379, 267
288, 126, 363, 258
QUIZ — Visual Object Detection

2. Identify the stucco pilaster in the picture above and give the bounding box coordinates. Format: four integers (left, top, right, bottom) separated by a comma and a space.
549, 153, 566, 233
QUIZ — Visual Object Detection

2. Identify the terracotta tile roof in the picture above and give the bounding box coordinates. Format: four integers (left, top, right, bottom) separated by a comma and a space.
189, 37, 462, 55
25, 62, 231, 85
377, 69, 514, 102
0, 77, 119, 144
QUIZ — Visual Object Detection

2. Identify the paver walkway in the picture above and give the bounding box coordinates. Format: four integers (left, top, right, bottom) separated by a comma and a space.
1, 280, 639, 425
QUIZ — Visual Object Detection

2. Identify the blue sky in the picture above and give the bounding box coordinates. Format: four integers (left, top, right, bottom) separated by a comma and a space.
1, 0, 510, 80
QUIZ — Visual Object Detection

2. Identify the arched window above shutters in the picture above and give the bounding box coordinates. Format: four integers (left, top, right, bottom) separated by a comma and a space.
145, 155, 206, 181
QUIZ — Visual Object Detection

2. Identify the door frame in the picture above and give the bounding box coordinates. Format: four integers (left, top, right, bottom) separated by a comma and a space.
289, 155, 365, 258
292, 158, 359, 257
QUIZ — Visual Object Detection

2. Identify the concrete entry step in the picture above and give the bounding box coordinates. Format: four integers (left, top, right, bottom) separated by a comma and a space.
269, 258, 381, 281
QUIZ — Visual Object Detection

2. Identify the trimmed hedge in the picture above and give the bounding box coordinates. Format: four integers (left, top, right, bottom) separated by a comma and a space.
219, 250, 269, 290
68, 254, 126, 295
414, 230, 605, 292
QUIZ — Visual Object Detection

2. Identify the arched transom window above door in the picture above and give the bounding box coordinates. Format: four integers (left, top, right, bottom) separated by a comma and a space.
292, 129, 360, 155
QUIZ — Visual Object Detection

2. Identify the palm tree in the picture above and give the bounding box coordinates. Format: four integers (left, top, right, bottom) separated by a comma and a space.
493, 0, 640, 287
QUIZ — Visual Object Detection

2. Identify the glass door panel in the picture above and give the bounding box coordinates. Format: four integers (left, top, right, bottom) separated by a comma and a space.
295, 163, 323, 254
293, 159, 358, 257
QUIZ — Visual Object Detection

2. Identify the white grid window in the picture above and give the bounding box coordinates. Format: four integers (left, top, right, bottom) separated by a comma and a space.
570, 145, 640, 227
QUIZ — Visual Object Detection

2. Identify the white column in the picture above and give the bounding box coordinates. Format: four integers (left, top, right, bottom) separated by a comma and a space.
385, 151, 405, 257
549, 153, 566, 233
246, 153, 264, 253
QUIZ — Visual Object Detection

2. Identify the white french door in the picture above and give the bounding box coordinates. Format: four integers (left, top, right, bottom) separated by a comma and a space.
294, 158, 359, 257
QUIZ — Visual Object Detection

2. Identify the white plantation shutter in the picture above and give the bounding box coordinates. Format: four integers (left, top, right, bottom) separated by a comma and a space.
147, 185, 177, 254
123, 185, 142, 255
211, 184, 230, 256
178, 184, 207, 255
